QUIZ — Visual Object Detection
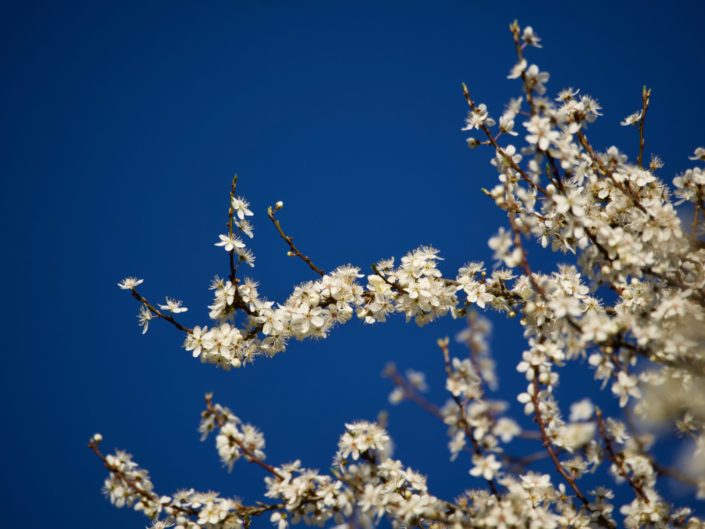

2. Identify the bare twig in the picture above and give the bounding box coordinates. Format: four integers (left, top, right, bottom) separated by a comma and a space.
637, 87, 651, 169
267, 203, 325, 276
227, 174, 239, 283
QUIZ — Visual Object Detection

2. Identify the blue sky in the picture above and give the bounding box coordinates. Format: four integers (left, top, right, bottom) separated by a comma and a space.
2, 1, 704, 527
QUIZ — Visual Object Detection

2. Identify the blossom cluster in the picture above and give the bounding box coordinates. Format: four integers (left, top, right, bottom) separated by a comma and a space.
99, 21, 705, 529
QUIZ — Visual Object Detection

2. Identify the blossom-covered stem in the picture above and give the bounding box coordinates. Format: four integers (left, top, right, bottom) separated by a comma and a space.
504, 187, 588, 335
637, 87, 651, 169
130, 289, 192, 334
460, 314, 494, 391
371, 264, 405, 293
88, 436, 200, 517
204, 396, 282, 478
334, 470, 474, 529
575, 130, 650, 215
624, 409, 699, 489
461, 83, 549, 197
595, 408, 650, 502
504, 198, 546, 298
91, 433, 288, 525
503, 175, 582, 336
438, 338, 499, 496
509, 20, 536, 115
267, 203, 325, 276
204, 394, 284, 480
89, 439, 159, 504
529, 376, 613, 527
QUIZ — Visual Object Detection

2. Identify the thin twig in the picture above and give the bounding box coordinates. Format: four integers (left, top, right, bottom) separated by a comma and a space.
509, 20, 537, 116
383, 364, 444, 421
130, 289, 192, 333
227, 174, 239, 283
637, 87, 651, 169
267, 203, 325, 276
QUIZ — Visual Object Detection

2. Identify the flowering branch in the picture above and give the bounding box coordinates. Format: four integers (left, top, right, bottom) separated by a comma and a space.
98, 20, 705, 529
129, 287, 192, 334
595, 408, 650, 503
437, 337, 499, 496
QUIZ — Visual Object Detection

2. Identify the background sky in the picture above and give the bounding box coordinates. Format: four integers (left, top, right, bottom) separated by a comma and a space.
2, 1, 704, 527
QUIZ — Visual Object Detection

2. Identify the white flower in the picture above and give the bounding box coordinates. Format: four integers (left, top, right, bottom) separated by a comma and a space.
388, 386, 404, 405
215, 233, 245, 252
524, 115, 559, 151
508, 59, 527, 80
493, 418, 521, 443
137, 305, 153, 334
237, 247, 256, 267
569, 398, 594, 422
197, 501, 227, 525
118, 277, 143, 290
552, 190, 587, 217
159, 297, 188, 313
620, 110, 642, 126
522, 26, 542, 47
271, 512, 288, 529
498, 113, 518, 136
231, 196, 253, 219
524, 64, 549, 94
520, 472, 551, 490
689, 147, 705, 161
612, 372, 641, 407
469, 454, 501, 480
237, 219, 254, 238
459, 278, 493, 308
463, 104, 495, 131
184, 326, 212, 358
338, 422, 391, 460
406, 369, 428, 392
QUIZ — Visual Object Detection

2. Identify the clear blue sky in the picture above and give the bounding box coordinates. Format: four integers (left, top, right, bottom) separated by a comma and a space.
2, 1, 704, 527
